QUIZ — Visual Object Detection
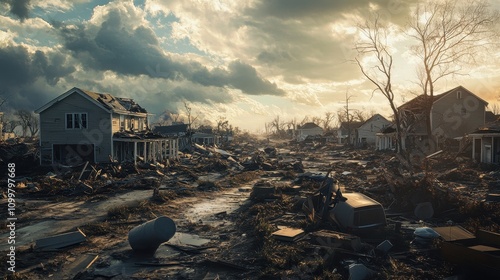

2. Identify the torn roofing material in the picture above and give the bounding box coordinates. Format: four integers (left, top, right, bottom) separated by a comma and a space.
80, 88, 147, 114
35, 87, 148, 115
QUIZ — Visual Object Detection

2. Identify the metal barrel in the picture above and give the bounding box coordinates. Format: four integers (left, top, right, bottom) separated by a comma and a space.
128, 216, 176, 252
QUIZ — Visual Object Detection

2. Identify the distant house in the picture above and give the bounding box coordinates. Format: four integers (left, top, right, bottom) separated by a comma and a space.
468, 119, 500, 164
296, 122, 323, 141
376, 125, 397, 151
35, 87, 179, 165
153, 123, 188, 137
399, 85, 488, 153
355, 114, 391, 147
153, 123, 190, 150
337, 121, 362, 144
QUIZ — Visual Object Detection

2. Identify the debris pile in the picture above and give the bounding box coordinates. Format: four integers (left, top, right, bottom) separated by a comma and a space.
1, 138, 500, 279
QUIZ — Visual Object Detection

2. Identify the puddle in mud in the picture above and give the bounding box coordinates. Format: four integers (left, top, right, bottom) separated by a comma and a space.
181, 186, 251, 227
96, 190, 153, 212
0, 220, 58, 250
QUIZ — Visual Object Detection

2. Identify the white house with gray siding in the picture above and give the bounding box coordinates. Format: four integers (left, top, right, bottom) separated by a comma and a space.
35, 87, 178, 166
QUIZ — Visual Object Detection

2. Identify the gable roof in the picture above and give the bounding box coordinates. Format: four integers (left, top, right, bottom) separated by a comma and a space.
359, 114, 390, 127
298, 122, 322, 130
35, 87, 147, 115
398, 86, 488, 114
339, 121, 363, 130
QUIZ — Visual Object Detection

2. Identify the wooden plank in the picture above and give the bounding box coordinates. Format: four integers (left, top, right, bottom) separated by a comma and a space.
271, 227, 305, 242
77, 161, 89, 181
36, 229, 87, 250
309, 229, 362, 251
58, 253, 99, 279
468, 245, 500, 252
433, 226, 475, 242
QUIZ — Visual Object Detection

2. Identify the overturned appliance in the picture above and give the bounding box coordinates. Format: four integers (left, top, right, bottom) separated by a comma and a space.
302, 171, 386, 232
329, 192, 386, 232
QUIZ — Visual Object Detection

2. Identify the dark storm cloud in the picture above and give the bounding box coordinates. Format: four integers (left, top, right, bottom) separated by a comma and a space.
0, 45, 75, 87
0, 44, 75, 109
0, 0, 30, 20
226, 61, 284, 95
55, 8, 286, 96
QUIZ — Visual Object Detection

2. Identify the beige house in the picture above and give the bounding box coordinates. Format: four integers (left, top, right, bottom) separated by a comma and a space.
355, 114, 391, 147
35, 87, 178, 165
399, 85, 488, 152
296, 122, 323, 141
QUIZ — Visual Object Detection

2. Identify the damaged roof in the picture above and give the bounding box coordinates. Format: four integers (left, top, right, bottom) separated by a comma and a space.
81, 89, 147, 114
399, 85, 488, 114
470, 117, 500, 134
35, 87, 148, 115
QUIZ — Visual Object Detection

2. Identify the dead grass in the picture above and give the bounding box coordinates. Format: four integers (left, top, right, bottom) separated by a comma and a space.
79, 221, 113, 236
228, 170, 261, 184
107, 200, 153, 220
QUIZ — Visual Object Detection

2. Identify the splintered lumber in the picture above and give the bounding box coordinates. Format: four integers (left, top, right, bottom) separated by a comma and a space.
58, 253, 99, 279
271, 227, 305, 242
309, 230, 362, 252
36, 229, 87, 250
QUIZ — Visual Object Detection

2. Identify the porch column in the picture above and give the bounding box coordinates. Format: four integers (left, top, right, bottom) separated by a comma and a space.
175, 139, 179, 159
472, 137, 475, 161
134, 142, 137, 166
491, 137, 495, 164
167, 139, 171, 159
143, 142, 147, 162
152, 141, 156, 163
160, 141, 163, 161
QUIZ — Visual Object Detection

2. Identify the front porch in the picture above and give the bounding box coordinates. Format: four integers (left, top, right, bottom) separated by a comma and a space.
470, 133, 500, 164
113, 137, 179, 166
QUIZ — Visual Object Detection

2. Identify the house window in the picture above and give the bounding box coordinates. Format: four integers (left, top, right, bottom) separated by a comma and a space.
66, 113, 87, 129
456, 91, 462, 99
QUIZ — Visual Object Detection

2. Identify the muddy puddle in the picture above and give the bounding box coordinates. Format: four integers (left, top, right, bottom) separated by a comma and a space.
0, 189, 154, 250
179, 180, 252, 227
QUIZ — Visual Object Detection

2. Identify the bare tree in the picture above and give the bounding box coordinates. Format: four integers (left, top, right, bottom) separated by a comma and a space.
322, 112, 336, 132
286, 118, 297, 138
489, 103, 500, 115
355, 15, 405, 154
269, 115, 286, 138
183, 101, 198, 131
15, 110, 39, 137
339, 91, 357, 145
408, 0, 499, 139
298, 115, 310, 127
3, 115, 19, 134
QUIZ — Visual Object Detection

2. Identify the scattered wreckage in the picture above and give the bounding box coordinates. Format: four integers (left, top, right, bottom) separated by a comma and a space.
301, 171, 386, 233
1, 137, 500, 279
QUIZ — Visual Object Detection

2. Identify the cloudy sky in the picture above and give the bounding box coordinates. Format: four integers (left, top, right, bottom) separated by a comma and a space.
1, 0, 500, 132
